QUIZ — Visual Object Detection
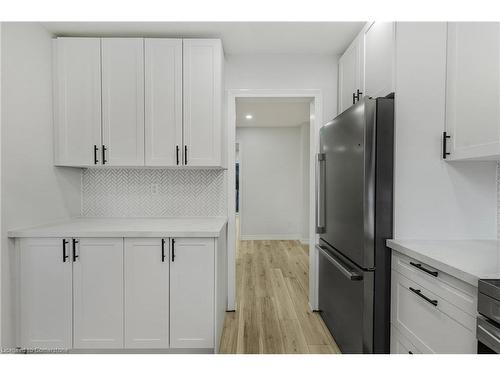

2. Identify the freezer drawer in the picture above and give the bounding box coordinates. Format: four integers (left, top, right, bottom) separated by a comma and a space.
317, 244, 374, 353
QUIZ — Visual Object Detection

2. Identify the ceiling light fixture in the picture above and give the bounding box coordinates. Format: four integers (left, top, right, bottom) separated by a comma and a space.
245, 114, 253, 120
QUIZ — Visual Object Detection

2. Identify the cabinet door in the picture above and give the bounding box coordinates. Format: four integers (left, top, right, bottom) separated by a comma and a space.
124, 238, 169, 348
101, 38, 145, 166
364, 22, 395, 98
54, 38, 101, 166
183, 39, 222, 166
19, 238, 72, 349
144, 39, 183, 166
446, 22, 500, 160
73, 238, 124, 349
170, 238, 215, 348
338, 39, 361, 113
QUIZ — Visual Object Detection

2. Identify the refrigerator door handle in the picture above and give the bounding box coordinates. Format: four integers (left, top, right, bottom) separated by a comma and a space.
316, 245, 363, 281
316, 153, 326, 233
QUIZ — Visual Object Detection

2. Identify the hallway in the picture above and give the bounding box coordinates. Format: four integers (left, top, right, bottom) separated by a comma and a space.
219, 239, 340, 354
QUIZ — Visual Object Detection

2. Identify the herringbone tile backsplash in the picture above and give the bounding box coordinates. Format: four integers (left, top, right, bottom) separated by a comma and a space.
82, 169, 226, 217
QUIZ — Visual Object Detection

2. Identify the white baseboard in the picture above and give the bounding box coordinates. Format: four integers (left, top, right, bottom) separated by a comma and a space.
240, 234, 301, 241
299, 238, 309, 245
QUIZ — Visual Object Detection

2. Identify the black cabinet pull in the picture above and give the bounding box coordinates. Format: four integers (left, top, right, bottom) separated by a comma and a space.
62, 239, 69, 263
409, 261, 438, 277
176, 145, 180, 165
356, 89, 363, 102
171, 238, 175, 262
72, 239, 79, 262
102, 145, 107, 165
352, 92, 356, 105
442, 131, 451, 159
161, 239, 166, 262
94, 145, 99, 165
409, 287, 438, 306
184, 145, 188, 165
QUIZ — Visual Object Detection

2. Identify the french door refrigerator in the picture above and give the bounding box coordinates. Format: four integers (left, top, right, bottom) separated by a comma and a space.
316, 96, 394, 354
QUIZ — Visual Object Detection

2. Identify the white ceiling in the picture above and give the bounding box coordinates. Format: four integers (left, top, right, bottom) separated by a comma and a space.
236, 97, 311, 128
40, 22, 365, 55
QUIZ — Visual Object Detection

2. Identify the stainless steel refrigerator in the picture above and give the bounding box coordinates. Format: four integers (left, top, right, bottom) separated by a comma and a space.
315, 96, 394, 354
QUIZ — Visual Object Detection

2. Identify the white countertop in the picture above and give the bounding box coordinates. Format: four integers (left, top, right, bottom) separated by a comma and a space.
8, 217, 228, 238
387, 239, 500, 287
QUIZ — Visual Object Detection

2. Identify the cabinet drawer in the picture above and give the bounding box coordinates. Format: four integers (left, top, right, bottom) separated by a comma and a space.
390, 325, 421, 354
392, 252, 477, 317
391, 271, 476, 353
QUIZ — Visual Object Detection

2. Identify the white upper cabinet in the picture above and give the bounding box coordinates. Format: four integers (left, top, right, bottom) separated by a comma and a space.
73, 238, 124, 349
124, 238, 170, 349
54, 38, 102, 166
183, 39, 223, 166
101, 38, 145, 166
445, 22, 500, 160
19, 238, 72, 349
53, 37, 224, 168
338, 34, 364, 113
144, 39, 183, 166
170, 237, 215, 348
364, 22, 395, 98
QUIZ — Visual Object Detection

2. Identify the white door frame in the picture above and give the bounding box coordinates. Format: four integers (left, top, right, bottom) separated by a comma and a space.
226, 88, 323, 311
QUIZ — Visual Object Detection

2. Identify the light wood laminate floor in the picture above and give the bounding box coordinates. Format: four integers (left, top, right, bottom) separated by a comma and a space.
219, 231, 340, 354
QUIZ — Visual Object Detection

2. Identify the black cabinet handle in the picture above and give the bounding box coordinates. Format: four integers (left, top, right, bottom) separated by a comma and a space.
409, 287, 438, 307
184, 145, 188, 165
442, 131, 451, 159
94, 145, 99, 165
62, 239, 69, 262
352, 92, 356, 105
356, 89, 363, 102
102, 145, 107, 165
176, 145, 180, 165
72, 238, 79, 262
161, 239, 166, 262
409, 261, 438, 277
171, 238, 175, 262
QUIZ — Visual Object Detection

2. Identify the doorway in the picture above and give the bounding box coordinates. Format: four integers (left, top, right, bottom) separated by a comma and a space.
221, 90, 338, 353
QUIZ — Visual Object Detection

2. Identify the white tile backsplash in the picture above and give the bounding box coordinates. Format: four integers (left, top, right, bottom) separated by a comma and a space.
82, 169, 226, 217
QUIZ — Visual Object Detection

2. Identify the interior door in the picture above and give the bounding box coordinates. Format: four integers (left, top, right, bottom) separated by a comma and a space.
54, 37, 101, 166
124, 238, 169, 348
101, 38, 145, 166
170, 237, 215, 348
183, 39, 222, 166
73, 238, 124, 349
144, 39, 183, 166
19, 238, 72, 349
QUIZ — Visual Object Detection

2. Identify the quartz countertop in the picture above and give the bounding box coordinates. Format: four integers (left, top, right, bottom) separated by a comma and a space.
386, 239, 500, 287
8, 217, 228, 238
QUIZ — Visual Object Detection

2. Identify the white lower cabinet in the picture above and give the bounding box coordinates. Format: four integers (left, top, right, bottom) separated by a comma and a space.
170, 237, 215, 348
19, 238, 73, 349
73, 238, 124, 349
390, 325, 421, 354
18, 235, 221, 352
391, 252, 477, 354
124, 238, 169, 348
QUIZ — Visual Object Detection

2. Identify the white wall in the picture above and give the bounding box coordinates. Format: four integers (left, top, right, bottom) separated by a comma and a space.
394, 22, 497, 240
226, 54, 338, 121
1, 22, 82, 348
236, 126, 305, 239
